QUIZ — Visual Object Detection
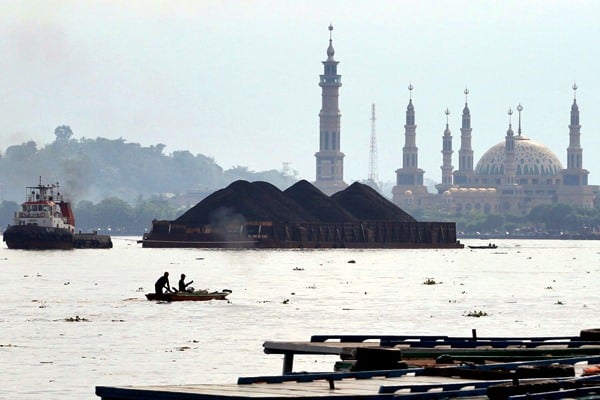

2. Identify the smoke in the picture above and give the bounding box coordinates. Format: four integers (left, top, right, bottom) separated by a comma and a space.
209, 207, 247, 245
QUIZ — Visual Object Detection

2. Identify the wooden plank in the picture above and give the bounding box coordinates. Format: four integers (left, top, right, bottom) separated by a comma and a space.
96, 375, 487, 399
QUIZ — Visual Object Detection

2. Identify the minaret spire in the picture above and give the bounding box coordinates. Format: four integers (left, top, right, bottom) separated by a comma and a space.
453, 87, 474, 185
504, 107, 516, 185
392, 84, 427, 204
314, 24, 346, 195
564, 82, 588, 187
517, 103, 523, 136
437, 108, 454, 193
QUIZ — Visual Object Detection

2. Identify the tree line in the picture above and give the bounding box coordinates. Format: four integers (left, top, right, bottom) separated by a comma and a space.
413, 203, 600, 238
2, 197, 598, 237
0, 197, 180, 235
0, 125, 297, 203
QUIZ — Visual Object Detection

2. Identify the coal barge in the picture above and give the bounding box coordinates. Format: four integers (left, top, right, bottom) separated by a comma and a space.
140, 180, 462, 249
3, 180, 112, 250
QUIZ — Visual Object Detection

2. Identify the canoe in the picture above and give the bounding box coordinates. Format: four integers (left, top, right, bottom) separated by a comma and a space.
145, 289, 231, 302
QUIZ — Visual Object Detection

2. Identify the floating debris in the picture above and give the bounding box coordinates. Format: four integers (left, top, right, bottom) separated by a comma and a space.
464, 310, 488, 318
64, 316, 89, 322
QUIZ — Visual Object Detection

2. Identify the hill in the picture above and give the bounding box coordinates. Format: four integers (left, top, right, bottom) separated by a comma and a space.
0, 127, 297, 203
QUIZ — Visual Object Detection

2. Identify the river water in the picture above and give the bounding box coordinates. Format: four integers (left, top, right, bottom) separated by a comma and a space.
1, 238, 599, 399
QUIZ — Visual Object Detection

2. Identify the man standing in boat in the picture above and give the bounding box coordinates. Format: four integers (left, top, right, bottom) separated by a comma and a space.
154, 272, 171, 294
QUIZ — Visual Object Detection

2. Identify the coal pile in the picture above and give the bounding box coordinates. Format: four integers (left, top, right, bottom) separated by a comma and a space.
176, 179, 415, 225
176, 180, 312, 225
283, 180, 359, 223
332, 182, 416, 223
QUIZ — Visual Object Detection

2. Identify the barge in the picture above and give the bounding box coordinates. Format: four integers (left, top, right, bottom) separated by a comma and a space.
140, 180, 462, 249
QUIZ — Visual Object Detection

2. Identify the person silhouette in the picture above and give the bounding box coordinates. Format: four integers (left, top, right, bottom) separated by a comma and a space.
178, 273, 194, 292
154, 271, 171, 294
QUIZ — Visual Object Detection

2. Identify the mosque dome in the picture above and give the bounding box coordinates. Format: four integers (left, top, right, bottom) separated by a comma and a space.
474, 136, 563, 177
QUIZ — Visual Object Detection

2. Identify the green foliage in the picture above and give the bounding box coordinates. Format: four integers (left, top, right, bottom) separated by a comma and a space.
0, 126, 298, 234
417, 201, 600, 237
0, 127, 296, 203
0, 201, 19, 225
73, 197, 179, 235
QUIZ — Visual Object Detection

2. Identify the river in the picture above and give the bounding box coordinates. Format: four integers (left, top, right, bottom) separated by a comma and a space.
1, 238, 598, 399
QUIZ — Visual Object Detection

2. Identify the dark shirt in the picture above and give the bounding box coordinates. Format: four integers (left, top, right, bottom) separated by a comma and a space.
178, 278, 193, 292
155, 276, 170, 294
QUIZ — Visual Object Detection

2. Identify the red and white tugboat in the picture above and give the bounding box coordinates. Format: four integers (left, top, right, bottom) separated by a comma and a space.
3, 179, 76, 249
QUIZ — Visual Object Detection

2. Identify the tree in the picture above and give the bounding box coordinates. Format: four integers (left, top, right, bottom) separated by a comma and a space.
54, 125, 74, 141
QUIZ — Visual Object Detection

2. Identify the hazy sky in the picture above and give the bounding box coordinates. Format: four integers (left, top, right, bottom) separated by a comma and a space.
1, 0, 599, 188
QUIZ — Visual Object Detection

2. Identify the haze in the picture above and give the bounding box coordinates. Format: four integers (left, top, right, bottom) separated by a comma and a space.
1, 0, 598, 189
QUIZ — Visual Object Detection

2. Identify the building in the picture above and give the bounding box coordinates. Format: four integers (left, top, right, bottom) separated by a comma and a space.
314, 25, 347, 196
392, 84, 599, 215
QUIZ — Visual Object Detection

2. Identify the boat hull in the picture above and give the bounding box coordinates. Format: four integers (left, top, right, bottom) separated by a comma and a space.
3, 225, 74, 250
145, 291, 231, 302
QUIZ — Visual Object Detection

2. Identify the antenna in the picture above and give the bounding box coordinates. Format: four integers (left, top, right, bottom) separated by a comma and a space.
368, 103, 378, 184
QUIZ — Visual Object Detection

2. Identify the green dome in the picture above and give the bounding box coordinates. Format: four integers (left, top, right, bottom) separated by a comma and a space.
474, 136, 563, 177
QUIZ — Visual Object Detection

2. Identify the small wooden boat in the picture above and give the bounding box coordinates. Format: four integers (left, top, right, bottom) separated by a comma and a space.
145, 289, 232, 302
468, 244, 497, 249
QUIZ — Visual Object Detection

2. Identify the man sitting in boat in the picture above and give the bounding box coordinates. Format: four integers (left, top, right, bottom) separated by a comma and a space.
177, 273, 194, 293
154, 272, 172, 294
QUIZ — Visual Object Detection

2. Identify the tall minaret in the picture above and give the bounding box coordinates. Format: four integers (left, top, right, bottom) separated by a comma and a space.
314, 24, 347, 195
402, 84, 419, 174
436, 108, 454, 193
563, 83, 589, 186
453, 88, 474, 185
392, 85, 427, 203
504, 107, 517, 185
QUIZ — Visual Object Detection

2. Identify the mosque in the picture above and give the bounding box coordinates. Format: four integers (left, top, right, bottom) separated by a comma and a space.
313, 26, 598, 215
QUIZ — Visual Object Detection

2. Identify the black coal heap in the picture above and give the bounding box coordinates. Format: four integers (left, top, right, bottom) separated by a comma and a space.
283, 180, 359, 223
176, 179, 416, 225
176, 180, 312, 225
331, 182, 416, 222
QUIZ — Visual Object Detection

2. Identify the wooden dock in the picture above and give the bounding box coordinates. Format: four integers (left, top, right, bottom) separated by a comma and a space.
96, 331, 600, 399
96, 356, 600, 399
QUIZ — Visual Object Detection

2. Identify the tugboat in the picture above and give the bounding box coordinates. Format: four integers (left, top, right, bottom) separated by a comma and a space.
3, 179, 112, 250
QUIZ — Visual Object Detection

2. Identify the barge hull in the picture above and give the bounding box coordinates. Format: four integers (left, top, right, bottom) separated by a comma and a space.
140, 220, 463, 249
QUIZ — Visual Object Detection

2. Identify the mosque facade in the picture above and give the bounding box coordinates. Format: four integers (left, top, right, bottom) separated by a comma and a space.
392, 85, 598, 216
313, 26, 597, 214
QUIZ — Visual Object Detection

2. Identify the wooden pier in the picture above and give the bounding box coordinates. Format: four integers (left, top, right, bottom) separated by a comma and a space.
96, 331, 600, 399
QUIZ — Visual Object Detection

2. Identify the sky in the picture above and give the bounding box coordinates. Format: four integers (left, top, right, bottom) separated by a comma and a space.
1, 0, 599, 189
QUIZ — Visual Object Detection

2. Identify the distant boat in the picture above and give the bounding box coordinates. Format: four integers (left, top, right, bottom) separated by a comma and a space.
468, 243, 497, 249
145, 289, 232, 302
